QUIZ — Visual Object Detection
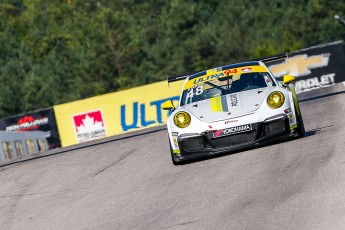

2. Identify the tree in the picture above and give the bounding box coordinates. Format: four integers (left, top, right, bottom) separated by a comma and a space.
0, 0, 344, 117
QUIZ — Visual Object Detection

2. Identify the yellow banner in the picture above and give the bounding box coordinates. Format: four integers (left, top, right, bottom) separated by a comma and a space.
184, 65, 267, 89
54, 81, 183, 147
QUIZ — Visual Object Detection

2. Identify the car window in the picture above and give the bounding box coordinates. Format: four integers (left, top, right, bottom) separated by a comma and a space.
181, 72, 275, 106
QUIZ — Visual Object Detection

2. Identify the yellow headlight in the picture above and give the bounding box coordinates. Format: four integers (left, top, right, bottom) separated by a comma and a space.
267, 91, 285, 109
173, 112, 191, 128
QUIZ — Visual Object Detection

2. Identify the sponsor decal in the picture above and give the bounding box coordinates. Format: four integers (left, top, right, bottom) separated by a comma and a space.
230, 94, 238, 106
184, 66, 268, 89
193, 73, 225, 84
263, 75, 273, 86
284, 108, 291, 114
73, 110, 106, 143
173, 137, 178, 147
214, 130, 223, 138
210, 94, 239, 112
213, 124, 252, 138
241, 67, 252, 72
224, 68, 238, 76
6, 116, 49, 131
283, 108, 294, 123
224, 119, 238, 125
294, 73, 335, 93
269, 54, 330, 78
288, 113, 294, 123
210, 95, 229, 112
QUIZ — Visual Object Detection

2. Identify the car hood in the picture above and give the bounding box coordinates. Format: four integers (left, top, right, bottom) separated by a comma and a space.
182, 88, 271, 122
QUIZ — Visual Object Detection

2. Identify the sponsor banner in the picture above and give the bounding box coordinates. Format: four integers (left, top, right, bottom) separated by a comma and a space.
0, 108, 61, 149
54, 41, 345, 147
266, 40, 345, 94
54, 81, 183, 147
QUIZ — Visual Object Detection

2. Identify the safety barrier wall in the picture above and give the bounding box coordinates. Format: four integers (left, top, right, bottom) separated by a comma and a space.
54, 81, 183, 147
0, 131, 48, 163
267, 40, 345, 93
0, 108, 61, 149
0, 41, 344, 148
54, 40, 345, 147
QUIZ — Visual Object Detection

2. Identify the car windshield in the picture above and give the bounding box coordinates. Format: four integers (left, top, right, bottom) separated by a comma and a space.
180, 72, 276, 106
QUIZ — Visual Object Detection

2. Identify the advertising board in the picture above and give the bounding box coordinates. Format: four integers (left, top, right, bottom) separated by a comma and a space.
0, 108, 61, 149
52, 41, 345, 147
54, 81, 183, 147
266, 41, 345, 94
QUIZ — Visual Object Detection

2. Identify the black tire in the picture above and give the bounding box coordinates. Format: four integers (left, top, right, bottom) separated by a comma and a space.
295, 102, 305, 138
169, 139, 181, 165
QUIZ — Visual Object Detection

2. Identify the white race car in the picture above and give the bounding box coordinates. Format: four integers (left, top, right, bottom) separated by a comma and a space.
163, 58, 305, 165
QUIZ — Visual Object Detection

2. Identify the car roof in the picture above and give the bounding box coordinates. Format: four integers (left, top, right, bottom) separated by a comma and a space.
188, 61, 262, 80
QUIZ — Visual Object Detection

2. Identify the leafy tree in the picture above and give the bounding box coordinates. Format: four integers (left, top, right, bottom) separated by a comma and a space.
0, 0, 344, 117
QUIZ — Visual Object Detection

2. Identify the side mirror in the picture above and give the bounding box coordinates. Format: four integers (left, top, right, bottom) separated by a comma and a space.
162, 100, 175, 110
283, 75, 295, 85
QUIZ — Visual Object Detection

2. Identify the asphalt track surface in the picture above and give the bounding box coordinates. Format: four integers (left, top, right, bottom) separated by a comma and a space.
1, 84, 345, 230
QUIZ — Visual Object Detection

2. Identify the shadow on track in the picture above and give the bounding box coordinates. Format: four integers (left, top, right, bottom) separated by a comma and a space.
174, 127, 329, 166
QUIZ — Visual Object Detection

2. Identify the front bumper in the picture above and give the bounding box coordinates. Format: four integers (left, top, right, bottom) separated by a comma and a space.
175, 114, 292, 162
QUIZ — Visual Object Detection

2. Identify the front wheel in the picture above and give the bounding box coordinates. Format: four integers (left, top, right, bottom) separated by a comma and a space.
169, 139, 181, 165
295, 102, 305, 138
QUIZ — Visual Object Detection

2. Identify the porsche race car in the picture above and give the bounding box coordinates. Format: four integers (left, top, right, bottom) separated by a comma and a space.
163, 58, 305, 165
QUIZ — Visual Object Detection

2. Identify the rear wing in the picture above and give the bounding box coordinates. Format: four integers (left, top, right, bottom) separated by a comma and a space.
251, 53, 288, 63
167, 53, 288, 83
167, 73, 190, 84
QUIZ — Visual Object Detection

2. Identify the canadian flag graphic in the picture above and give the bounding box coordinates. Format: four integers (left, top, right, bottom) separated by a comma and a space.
241, 67, 252, 72
73, 110, 106, 143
